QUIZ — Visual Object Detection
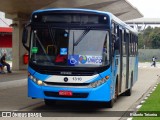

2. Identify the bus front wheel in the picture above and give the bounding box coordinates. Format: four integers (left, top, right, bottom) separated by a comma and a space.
107, 80, 118, 108
107, 99, 114, 108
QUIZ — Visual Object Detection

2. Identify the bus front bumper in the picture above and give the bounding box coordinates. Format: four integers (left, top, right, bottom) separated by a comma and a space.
28, 79, 112, 102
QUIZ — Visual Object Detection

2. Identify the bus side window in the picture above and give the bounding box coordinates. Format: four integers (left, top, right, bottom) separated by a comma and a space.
111, 23, 117, 54
114, 26, 120, 51
102, 39, 108, 65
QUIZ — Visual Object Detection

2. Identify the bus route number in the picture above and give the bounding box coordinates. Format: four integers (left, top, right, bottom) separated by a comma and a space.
72, 77, 82, 81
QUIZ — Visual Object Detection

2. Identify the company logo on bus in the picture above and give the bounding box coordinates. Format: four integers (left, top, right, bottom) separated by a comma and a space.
79, 55, 87, 64
64, 77, 68, 82
60, 71, 72, 75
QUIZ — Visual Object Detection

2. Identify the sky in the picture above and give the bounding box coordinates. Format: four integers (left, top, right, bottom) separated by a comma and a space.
128, 0, 160, 18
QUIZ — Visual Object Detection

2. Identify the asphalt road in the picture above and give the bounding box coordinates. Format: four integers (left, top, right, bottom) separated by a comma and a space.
0, 65, 160, 120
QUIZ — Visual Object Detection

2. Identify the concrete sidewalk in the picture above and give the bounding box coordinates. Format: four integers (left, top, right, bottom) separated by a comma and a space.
0, 70, 27, 82
0, 70, 27, 90
138, 62, 160, 68
0, 61, 27, 82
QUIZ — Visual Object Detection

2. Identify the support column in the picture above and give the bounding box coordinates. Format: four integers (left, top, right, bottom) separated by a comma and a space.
12, 20, 28, 70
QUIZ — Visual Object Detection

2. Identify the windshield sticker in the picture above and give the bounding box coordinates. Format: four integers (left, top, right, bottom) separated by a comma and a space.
60, 48, 67, 55
79, 55, 102, 65
68, 55, 79, 65
68, 55, 102, 66
31, 47, 38, 53
79, 55, 87, 64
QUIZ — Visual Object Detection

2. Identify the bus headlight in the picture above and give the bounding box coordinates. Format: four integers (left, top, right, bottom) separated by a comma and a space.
28, 73, 44, 86
89, 76, 109, 88
37, 80, 43, 86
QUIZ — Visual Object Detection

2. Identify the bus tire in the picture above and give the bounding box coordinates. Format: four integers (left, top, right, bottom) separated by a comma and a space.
44, 99, 56, 106
107, 99, 114, 108
107, 78, 119, 108
125, 87, 132, 96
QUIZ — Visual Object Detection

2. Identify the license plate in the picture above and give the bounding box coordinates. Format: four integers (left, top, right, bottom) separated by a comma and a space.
59, 90, 73, 96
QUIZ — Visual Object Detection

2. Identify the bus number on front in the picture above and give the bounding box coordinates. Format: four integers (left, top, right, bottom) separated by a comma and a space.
72, 77, 82, 81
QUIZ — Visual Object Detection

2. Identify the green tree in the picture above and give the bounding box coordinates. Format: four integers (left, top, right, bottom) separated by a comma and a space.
150, 32, 160, 49
138, 26, 160, 49
138, 33, 144, 49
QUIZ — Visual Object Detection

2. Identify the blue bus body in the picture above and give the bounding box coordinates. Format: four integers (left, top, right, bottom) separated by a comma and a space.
23, 8, 138, 107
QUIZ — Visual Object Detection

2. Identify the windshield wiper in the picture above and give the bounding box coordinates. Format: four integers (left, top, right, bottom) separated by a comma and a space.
34, 31, 53, 63
73, 29, 90, 46
49, 28, 56, 46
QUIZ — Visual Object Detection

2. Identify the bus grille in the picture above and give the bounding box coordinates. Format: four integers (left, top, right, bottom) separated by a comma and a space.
44, 82, 90, 87
44, 91, 89, 98
41, 70, 97, 76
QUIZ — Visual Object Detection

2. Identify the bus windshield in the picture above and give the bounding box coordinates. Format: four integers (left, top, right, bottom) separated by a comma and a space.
30, 27, 109, 67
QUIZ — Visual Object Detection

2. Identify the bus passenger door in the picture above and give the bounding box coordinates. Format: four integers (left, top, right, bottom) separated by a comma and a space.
119, 29, 122, 93
120, 29, 127, 93
125, 32, 130, 89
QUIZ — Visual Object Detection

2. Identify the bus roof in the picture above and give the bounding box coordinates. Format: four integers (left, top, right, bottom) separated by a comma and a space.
33, 8, 111, 15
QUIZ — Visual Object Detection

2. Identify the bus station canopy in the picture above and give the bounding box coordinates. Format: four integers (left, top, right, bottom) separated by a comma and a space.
126, 18, 160, 24
0, 0, 143, 21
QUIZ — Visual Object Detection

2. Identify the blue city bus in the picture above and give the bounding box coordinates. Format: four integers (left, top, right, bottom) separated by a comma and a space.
22, 8, 138, 108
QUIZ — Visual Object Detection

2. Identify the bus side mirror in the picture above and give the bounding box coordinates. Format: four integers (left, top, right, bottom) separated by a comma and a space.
22, 28, 28, 44
22, 28, 29, 51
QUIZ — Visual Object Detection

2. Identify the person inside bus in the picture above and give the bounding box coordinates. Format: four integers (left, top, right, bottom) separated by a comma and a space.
55, 54, 67, 65
54, 30, 68, 65
54, 47, 67, 65
0, 53, 12, 73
